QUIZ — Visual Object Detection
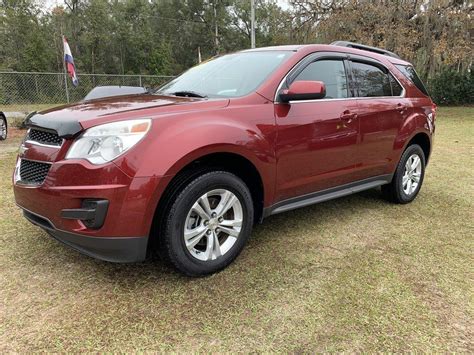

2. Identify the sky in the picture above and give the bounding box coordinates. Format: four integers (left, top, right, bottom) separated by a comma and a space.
277, 0, 290, 10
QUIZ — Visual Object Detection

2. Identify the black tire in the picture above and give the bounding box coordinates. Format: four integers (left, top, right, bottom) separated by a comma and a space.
159, 170, 254, 277
0, 115, 7, 141
382, 144, 426, 204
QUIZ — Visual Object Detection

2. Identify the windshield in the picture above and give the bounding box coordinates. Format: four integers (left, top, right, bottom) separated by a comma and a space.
158, 51, 292, 98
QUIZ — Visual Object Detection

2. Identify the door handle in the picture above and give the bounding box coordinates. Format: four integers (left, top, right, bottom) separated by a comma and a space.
396, 103, 407, 113
340, 110, 357, 122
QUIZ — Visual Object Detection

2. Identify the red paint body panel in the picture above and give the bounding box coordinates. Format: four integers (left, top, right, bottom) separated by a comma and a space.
13, 44, 434, 257
355, 97, 412, 179
274, 99, 359, 201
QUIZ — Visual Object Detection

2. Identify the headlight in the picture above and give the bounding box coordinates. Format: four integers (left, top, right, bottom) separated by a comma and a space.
66, 119, 151, 164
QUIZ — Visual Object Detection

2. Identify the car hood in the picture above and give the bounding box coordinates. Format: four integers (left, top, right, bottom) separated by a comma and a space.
26, 94, 230, 137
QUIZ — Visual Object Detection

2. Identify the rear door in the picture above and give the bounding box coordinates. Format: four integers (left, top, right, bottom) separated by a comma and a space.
274, 54, 360, 202
349, 58, 410, 180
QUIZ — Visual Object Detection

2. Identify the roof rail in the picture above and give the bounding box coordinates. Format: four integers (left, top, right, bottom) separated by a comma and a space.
331, 41, 401, 59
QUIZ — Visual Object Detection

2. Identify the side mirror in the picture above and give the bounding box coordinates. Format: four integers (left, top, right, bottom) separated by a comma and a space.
279, 80, 326, 103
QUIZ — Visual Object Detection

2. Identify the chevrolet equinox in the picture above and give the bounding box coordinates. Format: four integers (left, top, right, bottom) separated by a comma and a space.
13, 42, 436, 276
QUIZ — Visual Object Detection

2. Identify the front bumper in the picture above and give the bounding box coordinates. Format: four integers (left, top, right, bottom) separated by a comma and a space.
13, 157, 172, 262
22, 208, 148, 262
13, 158, 164, 236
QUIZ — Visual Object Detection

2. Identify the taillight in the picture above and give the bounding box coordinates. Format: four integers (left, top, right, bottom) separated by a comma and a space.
427, 102, 436, 134
431, 102, 437, 120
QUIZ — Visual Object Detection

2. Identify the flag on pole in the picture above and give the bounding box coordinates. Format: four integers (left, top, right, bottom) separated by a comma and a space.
63, 36, 78, 87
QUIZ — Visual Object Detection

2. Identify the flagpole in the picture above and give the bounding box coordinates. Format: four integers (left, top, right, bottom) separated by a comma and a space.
250, 0, 256, 49
61, 35, 70, 103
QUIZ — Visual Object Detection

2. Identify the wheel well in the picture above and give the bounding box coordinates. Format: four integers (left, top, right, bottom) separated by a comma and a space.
151, 152, 264, 246
182, 153, 264, 221
407, 133, 431, 163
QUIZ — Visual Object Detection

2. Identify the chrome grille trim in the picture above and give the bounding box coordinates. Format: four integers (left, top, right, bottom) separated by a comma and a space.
17, 158, 52, 185
25, 128, 64, 147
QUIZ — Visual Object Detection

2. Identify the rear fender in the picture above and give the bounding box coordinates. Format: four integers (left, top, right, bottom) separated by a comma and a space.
393, 111, 432, 164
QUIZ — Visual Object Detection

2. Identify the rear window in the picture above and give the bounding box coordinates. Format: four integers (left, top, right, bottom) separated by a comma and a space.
389, 73, 403, 96
351, 61, 391, 97
395, 65, 429, 96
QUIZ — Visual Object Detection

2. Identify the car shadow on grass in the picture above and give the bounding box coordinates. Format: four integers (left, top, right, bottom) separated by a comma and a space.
28, 187, 390, 286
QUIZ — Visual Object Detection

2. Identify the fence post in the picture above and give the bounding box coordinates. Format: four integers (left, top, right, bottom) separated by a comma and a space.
139, 75, 142, 87
35, 75, 39, 100
63, 72, 70, 103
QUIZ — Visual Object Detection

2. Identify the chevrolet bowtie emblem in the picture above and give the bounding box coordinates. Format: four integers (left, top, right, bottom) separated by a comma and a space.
19, 145, 29, 156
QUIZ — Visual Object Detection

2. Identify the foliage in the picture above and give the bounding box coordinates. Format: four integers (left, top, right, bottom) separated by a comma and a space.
428, 69, 474, 106
0, 0, 293, 75
0, 0, 56, 71
290, 0, 472, 81
0, 0, 472, 105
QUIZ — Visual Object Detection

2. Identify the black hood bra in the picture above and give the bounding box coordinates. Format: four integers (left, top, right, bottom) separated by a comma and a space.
25, 112, 83, 138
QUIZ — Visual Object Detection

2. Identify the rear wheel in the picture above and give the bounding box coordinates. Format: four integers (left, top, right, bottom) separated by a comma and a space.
159, 170, 254, 276
382, 144, 426, 204
0, 115, 7, 141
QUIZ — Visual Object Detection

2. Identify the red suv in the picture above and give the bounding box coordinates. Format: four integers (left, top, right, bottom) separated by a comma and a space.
13, 42, 435, 276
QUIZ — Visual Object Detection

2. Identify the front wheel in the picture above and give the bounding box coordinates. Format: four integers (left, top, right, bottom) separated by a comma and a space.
382, 144, 426, 204
159, 171, 254, 276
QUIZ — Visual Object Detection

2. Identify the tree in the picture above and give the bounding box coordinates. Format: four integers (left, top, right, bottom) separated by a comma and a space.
0, 0, 471, 83
0, 0, 56, 71
291, 0, 473, 80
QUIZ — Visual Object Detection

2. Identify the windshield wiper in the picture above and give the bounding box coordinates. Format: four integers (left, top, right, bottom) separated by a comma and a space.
169, 90, 208, 98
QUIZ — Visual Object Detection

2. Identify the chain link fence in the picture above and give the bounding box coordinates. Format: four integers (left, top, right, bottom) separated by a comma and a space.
0, 71, 175, 116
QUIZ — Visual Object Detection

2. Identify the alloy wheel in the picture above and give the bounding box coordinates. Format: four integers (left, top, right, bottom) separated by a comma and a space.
0, 118, 6, 140
402, 153, 422, 195
184, 189, 243, 261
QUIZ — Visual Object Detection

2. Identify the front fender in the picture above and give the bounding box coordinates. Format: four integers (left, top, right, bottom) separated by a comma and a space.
125, 118, 275, 175
113, 104, 277, 196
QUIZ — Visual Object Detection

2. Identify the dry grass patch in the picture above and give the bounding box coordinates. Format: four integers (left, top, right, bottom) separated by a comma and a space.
0, 107, 473, 352
0, 103, 59, 114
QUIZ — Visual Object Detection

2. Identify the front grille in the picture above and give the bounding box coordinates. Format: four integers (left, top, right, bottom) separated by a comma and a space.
26, 129, 63, 146
19, 159, 51, 185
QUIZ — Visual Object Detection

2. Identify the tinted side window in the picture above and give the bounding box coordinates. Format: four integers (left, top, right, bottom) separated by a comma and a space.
351, 61, 391, 97
395, 64, 429, 96
294, 60, 348, 99
389, 73, 403, 96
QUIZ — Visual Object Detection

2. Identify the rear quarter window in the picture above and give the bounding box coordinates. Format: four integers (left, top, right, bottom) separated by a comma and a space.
395, 65, 429, 96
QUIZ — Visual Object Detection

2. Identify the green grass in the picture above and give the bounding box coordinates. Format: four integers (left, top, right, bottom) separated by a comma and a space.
0, 107, 473, 352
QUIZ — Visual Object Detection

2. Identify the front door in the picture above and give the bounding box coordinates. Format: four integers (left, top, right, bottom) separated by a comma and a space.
274, 57, 360, 202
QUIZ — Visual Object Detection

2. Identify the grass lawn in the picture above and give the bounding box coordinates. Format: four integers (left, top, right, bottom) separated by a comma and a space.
0, 107, 472, 352
0, 103, 60, 114
0, 104, 61, 127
